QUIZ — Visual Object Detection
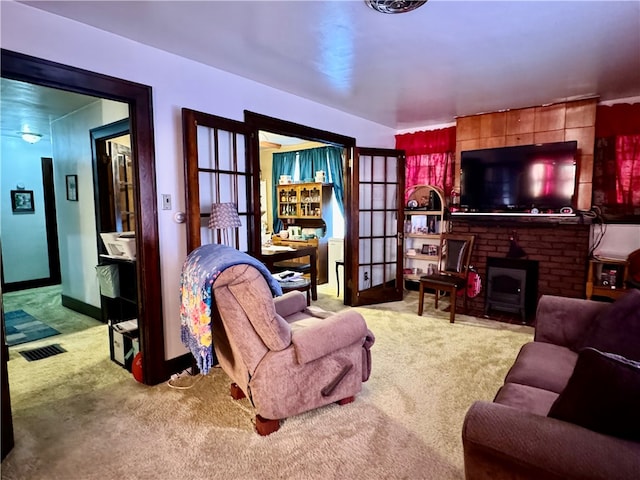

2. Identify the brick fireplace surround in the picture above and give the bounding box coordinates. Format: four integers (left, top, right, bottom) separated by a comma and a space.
450, 219, 590, 320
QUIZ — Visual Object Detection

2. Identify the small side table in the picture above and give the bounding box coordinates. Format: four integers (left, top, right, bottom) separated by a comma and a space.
586, 258, 629, 301
279, 278, 312, 306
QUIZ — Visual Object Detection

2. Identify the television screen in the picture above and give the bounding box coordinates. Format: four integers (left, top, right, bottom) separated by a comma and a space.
460, 141, 578, 213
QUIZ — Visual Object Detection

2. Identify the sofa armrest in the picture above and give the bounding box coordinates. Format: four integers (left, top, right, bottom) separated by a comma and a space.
462, 401, 640, 480
534, 295, 608, 350
291, 310, 367, 364
273, 291, 308, 318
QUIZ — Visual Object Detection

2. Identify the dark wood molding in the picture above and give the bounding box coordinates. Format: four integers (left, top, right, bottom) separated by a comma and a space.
60, 295, 102, 321
243, 110, 357, 293
41, 157, 61, 284
1, 49, 166, 385
1, 296, 14, 460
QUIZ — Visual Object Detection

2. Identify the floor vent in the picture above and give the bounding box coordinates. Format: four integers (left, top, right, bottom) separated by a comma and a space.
19, 344, 66, 362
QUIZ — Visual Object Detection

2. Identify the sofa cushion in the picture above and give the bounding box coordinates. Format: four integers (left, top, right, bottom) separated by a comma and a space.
504, 342, 578, 394
548, 347, 640, 442
578, 289, 640, 361
494, 382, 559, 416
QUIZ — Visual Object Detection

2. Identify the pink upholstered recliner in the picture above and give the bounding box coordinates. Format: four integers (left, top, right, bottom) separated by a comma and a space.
210, 263, 375, 435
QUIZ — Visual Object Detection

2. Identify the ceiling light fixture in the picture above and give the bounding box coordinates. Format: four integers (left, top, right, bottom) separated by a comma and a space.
20, 131, 43, 144
365, 0, 428, 14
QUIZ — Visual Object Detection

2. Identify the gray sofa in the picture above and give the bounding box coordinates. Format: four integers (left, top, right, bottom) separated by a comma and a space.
462, 292, 640, 480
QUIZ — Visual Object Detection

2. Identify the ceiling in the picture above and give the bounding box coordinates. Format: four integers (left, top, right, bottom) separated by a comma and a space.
0, 79, 102, 143
11, 1, 640, 131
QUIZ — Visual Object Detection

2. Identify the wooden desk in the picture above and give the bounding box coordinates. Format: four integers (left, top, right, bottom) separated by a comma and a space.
260, 246, 318, 301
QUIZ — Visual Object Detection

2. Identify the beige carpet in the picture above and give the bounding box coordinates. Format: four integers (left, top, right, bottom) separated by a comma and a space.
1, 289, 533, 480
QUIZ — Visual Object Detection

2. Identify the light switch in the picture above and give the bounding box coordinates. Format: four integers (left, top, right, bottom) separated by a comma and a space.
161, 194, 171, 210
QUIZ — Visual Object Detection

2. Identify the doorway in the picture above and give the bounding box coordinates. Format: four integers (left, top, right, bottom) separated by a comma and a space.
1, 49, 165, 384
1, 157, 61, 292
257, 129, 346, 296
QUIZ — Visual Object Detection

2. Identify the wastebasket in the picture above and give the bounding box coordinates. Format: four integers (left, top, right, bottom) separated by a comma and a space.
96, 264, 120, 298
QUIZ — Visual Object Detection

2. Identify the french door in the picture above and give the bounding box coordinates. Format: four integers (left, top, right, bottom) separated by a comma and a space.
182, 109, 405, 307
348, 147, 405, 306
182, 108, 259, 254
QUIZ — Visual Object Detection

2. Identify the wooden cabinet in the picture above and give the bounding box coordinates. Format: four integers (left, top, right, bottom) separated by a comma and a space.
403, 185, 447, 284
586, 258, 630, 301
275, 182, 333, 285
276, 182, 332, 220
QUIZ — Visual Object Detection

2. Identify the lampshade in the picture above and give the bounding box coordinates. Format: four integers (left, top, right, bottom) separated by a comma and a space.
208, 202, 242, 230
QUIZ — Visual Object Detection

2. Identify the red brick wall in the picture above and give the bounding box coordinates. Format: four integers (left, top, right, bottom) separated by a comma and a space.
450, 221, 591, 313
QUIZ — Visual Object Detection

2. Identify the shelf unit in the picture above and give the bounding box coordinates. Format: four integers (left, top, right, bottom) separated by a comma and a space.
97, 255, 139, 371
585, 257, 630, 301
276, 182, 332, 220
275, 182, 333, 285
403, 185, 447, 285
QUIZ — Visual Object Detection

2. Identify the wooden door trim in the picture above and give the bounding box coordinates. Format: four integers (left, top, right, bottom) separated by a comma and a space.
1, 49, 165, 385
41, 157, 61, 285
243, 110, 356, 283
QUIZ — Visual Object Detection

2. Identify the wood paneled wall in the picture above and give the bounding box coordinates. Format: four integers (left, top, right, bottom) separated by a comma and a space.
455, 98, 597, 211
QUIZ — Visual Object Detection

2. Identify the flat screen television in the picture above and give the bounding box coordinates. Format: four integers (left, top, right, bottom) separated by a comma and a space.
459, 141, 578, 214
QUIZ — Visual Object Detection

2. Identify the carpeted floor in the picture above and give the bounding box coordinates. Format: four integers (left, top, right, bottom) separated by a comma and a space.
1, 287, 533, 480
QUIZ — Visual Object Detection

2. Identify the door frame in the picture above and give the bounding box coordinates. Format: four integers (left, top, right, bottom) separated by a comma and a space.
243, 111, 357, 302
90, 119, 131, 245
1, 49, 166, 385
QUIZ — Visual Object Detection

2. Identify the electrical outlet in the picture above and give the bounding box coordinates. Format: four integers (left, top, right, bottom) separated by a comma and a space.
161, 194, 171, 210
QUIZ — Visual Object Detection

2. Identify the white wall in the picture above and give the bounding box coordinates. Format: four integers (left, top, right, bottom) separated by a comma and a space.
1, 1, 397, 360
591, 225, 640, 259
50, 99, 128, 307
0, 136, 53, 282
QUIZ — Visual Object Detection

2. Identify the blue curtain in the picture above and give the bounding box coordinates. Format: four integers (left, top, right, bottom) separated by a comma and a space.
271, 151, 297, 234
298, 146, 344, 217
298, 147, 324, 182
325, 146, 345, 217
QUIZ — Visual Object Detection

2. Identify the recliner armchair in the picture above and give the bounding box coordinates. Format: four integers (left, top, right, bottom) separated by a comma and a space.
210, 262, 375, 435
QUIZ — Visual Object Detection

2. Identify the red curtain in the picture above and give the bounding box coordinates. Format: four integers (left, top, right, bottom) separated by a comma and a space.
596, 104, 640, 137
615, 135, 640, 208
593, 104, 640, 215
396, 127, 456, 199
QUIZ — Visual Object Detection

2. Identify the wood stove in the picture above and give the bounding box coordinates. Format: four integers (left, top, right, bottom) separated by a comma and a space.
485, 257, 539, 323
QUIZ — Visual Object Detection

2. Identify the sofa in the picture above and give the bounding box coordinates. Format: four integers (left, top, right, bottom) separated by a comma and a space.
462, 291, 640, 480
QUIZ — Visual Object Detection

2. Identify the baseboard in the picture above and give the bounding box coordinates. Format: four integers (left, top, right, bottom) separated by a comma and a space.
61, 295, 102, 321
2, 278, 57, 293
165, 353, 196, 377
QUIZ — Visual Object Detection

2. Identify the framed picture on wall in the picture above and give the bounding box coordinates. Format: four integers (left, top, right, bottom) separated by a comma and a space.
66, 174, 78, 201
10, 190, 35, 213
